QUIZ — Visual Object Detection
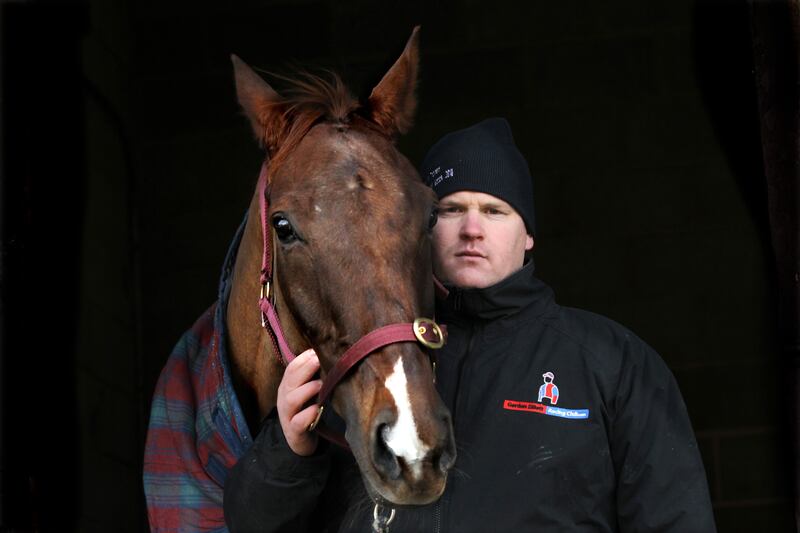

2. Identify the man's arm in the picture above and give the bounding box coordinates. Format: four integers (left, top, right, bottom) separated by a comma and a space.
611, 336, 717, 533
223, 412, 330, 532
224, 349, 329, 532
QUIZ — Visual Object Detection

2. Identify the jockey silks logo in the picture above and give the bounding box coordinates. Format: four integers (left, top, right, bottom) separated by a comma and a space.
538, 371, 559, 404
503, 371, 590, 420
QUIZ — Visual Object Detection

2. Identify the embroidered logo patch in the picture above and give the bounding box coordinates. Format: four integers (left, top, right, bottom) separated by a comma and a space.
503, 371, 590, 420
538, 371, 559, 405
428, 166, 454, 187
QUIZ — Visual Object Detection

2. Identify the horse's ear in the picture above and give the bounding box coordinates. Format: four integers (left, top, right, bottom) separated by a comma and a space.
367, 26, 420, 138
231, 54, 288, 155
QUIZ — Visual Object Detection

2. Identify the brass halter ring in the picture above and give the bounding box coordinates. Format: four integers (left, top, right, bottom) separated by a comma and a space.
307, 405, 324, 432
413, 317, 444, 349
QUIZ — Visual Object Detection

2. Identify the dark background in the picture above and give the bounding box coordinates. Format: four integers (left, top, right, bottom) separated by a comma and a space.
1, 0, 796, 531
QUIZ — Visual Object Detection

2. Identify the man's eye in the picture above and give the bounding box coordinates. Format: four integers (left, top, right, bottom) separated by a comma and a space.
441, 206, 462, 214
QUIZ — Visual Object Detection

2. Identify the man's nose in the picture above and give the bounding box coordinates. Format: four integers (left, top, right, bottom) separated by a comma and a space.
459, 209, 483, 239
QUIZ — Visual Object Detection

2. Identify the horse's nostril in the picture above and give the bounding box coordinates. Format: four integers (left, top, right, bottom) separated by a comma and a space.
437, 414, 457, 473
373, 423, 402, 480
437, 447, 456, 474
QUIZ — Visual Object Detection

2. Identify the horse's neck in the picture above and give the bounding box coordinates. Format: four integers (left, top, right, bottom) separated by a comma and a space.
225, 191, 305, 432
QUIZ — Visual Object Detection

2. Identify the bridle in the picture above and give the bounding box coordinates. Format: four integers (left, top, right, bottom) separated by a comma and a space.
254, 162, 446, 445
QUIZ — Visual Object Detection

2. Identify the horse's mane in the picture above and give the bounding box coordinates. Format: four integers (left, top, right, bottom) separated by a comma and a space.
265, 70, 362, 173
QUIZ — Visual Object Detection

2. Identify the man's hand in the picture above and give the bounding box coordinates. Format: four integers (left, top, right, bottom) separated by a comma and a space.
276, 348, 323, 456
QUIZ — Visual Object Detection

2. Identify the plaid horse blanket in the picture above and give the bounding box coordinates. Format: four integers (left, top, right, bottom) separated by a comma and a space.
144, 218, 253, 532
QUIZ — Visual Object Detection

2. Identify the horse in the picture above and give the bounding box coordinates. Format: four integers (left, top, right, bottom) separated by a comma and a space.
144, 27, 456, 531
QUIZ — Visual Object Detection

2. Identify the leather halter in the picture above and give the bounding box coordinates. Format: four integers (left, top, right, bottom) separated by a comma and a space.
254, 162, 445, 443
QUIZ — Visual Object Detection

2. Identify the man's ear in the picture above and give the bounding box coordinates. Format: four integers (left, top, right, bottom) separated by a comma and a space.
526, 235, 534, 251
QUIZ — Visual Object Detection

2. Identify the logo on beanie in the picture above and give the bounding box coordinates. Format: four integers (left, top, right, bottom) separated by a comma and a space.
428, 166, 454, 188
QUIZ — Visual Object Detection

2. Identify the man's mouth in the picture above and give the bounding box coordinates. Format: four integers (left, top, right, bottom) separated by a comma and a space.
455, 250, 486, 258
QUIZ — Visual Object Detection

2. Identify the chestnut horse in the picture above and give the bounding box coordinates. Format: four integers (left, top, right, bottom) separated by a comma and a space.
228, 27, 457, 508
144, 29, 455, 531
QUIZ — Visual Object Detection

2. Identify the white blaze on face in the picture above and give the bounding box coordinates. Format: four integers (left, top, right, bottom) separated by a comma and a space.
383, 357, 430, 479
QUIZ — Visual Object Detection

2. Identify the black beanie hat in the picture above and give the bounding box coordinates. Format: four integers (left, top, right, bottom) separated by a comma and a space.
420, 117, 535, 235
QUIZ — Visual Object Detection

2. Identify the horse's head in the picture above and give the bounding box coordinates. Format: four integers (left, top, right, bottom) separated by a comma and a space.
232, 28, 456, 506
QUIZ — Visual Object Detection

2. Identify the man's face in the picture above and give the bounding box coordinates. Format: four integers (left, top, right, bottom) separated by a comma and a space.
432, 190, 534, 289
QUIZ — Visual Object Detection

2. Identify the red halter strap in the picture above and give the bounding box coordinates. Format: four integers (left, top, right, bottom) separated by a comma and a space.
255, 162, 445, 436
317, 319, 445, 405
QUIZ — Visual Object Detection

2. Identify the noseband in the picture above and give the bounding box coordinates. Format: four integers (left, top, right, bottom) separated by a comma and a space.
254, 163, 445, 442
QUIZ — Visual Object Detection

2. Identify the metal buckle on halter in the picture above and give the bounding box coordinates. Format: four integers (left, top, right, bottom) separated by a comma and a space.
260, 281, 272, 301
260, 282, 272, 327
413, 317, 444, 349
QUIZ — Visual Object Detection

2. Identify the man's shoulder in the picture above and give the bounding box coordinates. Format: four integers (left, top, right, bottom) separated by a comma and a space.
541, 304, 631, 345
537, 304, 660, 365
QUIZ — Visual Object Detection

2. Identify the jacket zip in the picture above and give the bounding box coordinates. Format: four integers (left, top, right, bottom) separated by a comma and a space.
434, 320, 480, 533
451, 321, 479, 427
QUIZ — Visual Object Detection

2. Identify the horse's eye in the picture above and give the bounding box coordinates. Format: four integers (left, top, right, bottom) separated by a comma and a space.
272, 215, 297, 244
428, 207, 438, 231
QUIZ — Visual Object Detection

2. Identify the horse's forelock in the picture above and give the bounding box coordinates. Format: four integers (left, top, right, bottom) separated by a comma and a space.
265, 71, 364, 175
283, 70, 359, 121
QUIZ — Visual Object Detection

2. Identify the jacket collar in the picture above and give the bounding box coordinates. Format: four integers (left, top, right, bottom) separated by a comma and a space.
438, 260, 554, 321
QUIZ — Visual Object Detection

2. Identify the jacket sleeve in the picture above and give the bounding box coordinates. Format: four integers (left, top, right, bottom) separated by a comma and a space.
223, 411, 331, 533
611, 335, 717, 533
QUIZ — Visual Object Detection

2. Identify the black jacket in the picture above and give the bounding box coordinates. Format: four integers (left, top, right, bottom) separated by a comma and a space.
224, 262, 717, 532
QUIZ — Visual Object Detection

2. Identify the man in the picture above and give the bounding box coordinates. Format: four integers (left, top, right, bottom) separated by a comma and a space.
224, 118, 717, 532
